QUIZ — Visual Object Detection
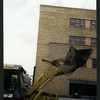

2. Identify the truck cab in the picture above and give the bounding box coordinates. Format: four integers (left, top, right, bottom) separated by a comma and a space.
4, 64, 31, 100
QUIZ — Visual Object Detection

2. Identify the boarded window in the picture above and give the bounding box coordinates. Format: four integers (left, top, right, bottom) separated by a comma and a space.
85, 20, 90, 28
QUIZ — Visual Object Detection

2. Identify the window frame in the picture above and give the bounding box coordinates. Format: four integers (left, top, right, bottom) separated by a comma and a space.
70, 18, 85, 28
91, 38, 96, 46
90, 20, 96, 29
69, 36, 86, 45
69, 80, 97, 97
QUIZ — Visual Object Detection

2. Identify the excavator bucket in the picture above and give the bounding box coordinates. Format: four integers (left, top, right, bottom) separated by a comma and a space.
65, 46, 93, 67
42, 46, 93, 69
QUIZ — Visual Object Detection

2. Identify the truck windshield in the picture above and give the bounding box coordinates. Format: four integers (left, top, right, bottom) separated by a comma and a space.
4, 70, 19, 95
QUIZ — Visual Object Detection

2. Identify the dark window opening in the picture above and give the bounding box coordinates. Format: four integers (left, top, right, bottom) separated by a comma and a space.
92, 59, 96, 68
69, 80, 96, 98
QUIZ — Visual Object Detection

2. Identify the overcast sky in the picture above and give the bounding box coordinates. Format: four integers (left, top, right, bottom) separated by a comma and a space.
4, 0, 96, 76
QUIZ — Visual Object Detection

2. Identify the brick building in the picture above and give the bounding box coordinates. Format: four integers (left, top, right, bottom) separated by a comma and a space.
34, 5, 97, 99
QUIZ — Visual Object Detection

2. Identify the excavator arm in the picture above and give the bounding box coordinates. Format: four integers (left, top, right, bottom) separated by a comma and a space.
26, 66, 75, 100
25, 46, 92, 100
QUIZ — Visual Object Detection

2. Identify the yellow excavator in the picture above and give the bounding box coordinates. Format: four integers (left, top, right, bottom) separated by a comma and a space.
25, 46, 93, 100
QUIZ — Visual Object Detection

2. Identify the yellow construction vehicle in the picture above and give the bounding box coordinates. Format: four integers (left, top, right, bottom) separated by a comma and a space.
25, 46, 93, 100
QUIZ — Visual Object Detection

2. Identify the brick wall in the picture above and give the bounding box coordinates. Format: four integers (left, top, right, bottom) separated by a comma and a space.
35, 5, 97, 95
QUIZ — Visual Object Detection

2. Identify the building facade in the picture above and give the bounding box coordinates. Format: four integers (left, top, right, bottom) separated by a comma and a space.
35, 5, 97, 99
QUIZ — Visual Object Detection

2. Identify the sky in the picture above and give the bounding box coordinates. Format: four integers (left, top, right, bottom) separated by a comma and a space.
4, 0, 96, 76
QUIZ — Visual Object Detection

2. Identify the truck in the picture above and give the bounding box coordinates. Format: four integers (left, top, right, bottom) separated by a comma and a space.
4, 64, 31, 100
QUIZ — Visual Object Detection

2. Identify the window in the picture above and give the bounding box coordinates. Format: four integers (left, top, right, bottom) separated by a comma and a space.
69, 36, 85, 45
75, 19, 80, 27
70, 18, 85, 28
70, 18, 75, 27
92, 59, 96, 68
69, 80, 97, 98
90, 20, 96, 29
91, 38, 96, 46
80, 19, 85, 28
